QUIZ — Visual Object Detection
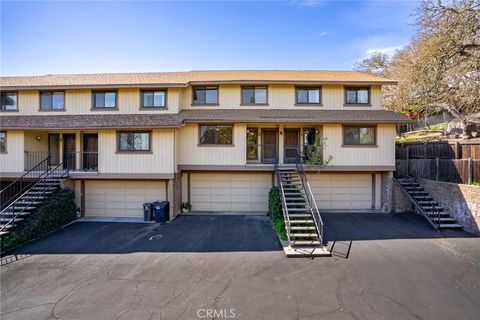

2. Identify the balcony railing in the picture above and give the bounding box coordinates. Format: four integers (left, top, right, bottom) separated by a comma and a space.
246, 144, 324, 165
25, 151, 98, 172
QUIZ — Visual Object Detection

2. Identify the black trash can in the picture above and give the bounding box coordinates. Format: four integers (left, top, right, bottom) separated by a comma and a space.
152, 201, 169, 223
143, 203, 153, 221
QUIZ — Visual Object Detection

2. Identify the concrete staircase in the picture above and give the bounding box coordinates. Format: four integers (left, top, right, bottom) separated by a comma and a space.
277, 167, 329, 257
395, 177, 462, 230
0, 174, 67, 236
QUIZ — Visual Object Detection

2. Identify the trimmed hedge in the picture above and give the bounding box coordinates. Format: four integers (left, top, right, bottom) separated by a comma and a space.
1, 189, 77, 254
268, 187, 287, 241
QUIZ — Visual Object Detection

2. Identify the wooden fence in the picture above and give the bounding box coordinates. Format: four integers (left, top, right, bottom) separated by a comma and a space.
396, 141, 480, 160
396, 159, 480, 184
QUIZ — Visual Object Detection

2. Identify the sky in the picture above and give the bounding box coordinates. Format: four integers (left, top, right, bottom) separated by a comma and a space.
0, 0, 418, 76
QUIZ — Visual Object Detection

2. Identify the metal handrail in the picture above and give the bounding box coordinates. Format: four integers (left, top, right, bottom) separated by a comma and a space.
0, 157, 71, 232
0, 156, 51, 211
392, 176, 441, 230
296, 162, 325, 244
274, 156, 292, 245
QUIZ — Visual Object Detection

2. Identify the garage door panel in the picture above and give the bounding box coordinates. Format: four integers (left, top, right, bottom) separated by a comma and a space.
307, 174, 372, 210
85, 181, 166, 218
190, 173, 271, 212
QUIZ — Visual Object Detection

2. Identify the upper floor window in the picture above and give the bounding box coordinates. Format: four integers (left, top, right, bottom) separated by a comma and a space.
242, 86, 267, 105
40, 91, 65, 110
199, 125, 233, 145
93, 91, 117, 109
192, 86, 218, 105
141, 90, 166, 108
1, 92, 17, 111
343, 126, 376, 146
296, 87, 321, 105
345, 87, 370, 105
0, 131, 6, 153
117, 131, 151, 152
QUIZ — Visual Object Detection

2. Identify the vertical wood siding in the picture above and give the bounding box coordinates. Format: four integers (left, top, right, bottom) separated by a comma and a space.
0, 130, 24, 172
98, 129, 175, 173
323, 124, 395, 166
180, 84, 382, 110
177, 123, 246, 165
15, 88, 180, 115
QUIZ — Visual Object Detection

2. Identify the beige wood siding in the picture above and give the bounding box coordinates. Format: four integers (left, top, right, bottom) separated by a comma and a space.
176, 123, 246, 166
98, 129, 175, 174
323, 124, 395, 166
307, 173, 372, 209
15, 88, 180, 115
0, 130, 24, 172
181, 84, 382, 110
84, 180, 166, 217
190, 173, 271, 212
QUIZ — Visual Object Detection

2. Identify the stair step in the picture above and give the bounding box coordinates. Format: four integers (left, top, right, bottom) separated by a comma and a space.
291, 240, 321, 246
431, 217, 457, 222
423, 206, 444, 211
290, 233, 318, 238
0, 224, 15, 229
290, 226, 316, 230
289, 214, 311, 218
439, 224, 463, 229
418, 201, 438, 205
288, 208, 308, 212
0, 212, 32, 217
289, 220, 314, 224
414, 196, 433, 200
0, 217, 24, 223
0, 231, 10, 236
426, 211, 450, 216
14, 201, 42, 206
22, 196, 47, 200
26, 191, 53, 195
408, 191, 428, 194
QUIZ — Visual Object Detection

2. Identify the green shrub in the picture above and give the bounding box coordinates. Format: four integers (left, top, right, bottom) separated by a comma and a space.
268, 187, 287, 241
268, 186, 282, 220
1, 189, 77, 254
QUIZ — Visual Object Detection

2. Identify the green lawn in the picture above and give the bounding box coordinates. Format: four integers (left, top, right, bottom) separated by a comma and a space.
397, 122, 448, 144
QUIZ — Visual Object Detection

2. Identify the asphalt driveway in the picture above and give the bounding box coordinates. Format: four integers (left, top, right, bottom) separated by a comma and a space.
1, 213, 479, 320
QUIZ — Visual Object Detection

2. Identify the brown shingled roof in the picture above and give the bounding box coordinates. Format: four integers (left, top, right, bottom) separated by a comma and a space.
0, 114, 183, 129
0, 110, 410, 129
180, 109, 411, 124
1, 70, 396, 90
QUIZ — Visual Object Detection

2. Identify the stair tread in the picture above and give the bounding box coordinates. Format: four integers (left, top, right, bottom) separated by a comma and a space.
0, 217, 24, 222
290, 226, 316, 230
291, 240, 321, 246
289, 220, 314, 224
289, 214, 311, 217
439, 224, 463, 228
290, 233, 318, 237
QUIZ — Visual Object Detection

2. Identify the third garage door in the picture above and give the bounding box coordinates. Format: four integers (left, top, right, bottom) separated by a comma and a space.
306, 173, 372, 210
85, 180, 167, 218
190, 173, 272, 212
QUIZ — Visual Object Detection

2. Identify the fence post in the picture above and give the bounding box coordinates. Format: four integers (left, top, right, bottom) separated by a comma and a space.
436, 158, 439, 181
406, 146, 410, 176
456, 141, 461, 159
468, 157, 472, 185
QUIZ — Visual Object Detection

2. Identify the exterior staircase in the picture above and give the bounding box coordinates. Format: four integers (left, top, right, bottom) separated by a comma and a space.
394, 177, 462, 230
276, 165, 329, 257
0, 156, 70, 236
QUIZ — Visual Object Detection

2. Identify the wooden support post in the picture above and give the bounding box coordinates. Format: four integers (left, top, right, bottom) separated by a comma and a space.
436, 158, 439, 181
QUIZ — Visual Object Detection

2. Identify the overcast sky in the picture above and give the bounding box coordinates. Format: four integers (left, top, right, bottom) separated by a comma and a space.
0, 0, 417, 76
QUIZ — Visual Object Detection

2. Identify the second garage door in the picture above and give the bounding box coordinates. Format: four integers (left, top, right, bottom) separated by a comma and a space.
306, 173, 372, 209
85, 180, 167, 218
190, 173, 272, 212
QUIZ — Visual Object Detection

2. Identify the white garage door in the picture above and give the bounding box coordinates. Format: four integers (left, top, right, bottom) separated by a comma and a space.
85, 180, 167, 218
306, 174, 372, 210
190, 173, 272, 212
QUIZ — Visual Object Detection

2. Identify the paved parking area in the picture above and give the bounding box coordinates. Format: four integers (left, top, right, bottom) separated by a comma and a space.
1, 213, 479, 320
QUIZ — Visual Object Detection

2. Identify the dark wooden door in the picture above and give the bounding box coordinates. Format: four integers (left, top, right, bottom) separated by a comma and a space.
63, 134, 76, 169
261, 129, 277, 163
48, 134, 60, 165
284, 129, 300, 163
83, 134, 98, 171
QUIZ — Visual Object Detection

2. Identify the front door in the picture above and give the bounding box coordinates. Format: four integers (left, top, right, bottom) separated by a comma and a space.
63, 134, 76, 169
48, 134, 60, 165
284, 129, 300, 163
83, 134, 98, 171
261, 129, 278, 163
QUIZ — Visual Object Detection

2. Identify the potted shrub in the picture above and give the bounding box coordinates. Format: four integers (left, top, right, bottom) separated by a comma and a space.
181, 202, 192, 213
